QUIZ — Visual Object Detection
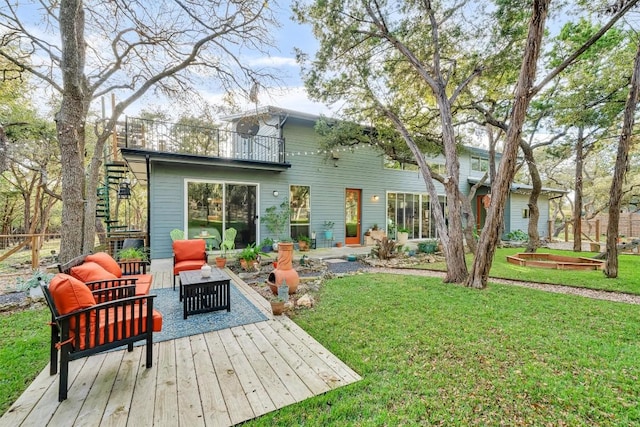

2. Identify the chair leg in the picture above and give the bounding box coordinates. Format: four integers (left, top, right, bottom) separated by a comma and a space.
58, 345, 70, 402
173, 274, 176, 291
50, 323, 59, 375
146, 332, 153, 368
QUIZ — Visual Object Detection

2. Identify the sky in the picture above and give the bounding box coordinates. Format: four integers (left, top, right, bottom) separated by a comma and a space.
128, 2, 334, 119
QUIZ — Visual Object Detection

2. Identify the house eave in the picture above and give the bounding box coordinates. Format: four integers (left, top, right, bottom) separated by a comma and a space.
120, 148, 291, 184
467, 177, 567, 196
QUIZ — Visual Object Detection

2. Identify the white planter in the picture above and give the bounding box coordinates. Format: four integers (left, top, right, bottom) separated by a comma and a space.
29, 286, 44, 300
397, 231, 409, 245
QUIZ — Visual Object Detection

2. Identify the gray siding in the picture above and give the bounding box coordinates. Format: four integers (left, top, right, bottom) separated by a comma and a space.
147, 118, 553, 258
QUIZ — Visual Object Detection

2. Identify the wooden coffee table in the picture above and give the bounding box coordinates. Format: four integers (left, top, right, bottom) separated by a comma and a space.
178, 269, 231, 319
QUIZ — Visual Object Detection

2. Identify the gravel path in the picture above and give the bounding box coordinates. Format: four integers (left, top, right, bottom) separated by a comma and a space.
370, 267, 640, 305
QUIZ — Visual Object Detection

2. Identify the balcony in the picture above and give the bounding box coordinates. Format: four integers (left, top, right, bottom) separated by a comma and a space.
118, 117, 286, 165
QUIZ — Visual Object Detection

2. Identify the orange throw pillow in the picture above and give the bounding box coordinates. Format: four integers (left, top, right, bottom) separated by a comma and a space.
172, 239, 206, 263
70, 261, 117, 283
48, 274, 96, 315
85, 252, 123, 278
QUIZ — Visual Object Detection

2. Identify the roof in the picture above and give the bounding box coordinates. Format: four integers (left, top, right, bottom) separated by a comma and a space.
220, 105, 327, 123
467, 177, 567, 195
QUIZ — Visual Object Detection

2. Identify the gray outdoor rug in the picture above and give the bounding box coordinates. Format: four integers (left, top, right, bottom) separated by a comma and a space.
148, 283, 268, 344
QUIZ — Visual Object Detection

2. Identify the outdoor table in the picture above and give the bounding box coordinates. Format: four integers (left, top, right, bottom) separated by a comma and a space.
178, 269, 231, 319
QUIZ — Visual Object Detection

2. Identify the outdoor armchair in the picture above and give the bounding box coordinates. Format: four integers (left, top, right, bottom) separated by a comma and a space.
172, 239, 207, 290
41, 274, 162, 401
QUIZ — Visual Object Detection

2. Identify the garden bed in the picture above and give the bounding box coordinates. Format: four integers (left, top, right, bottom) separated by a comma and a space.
506, 252, 605, 270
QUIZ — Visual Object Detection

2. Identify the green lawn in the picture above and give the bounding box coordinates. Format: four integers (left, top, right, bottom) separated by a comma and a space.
3, 252, 640, 423
245, 274, 640, 425
421, 247, 640, 295
0, 307, 50, 415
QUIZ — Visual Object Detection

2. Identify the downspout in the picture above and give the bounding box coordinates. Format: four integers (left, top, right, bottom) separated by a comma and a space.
278, 114, 288, 163
146, 154, 151, 258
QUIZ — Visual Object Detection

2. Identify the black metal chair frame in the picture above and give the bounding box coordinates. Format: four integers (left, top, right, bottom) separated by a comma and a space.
41, 279, 156, 401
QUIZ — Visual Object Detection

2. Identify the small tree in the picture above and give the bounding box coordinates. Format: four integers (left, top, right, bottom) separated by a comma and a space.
262, 199, 290, 241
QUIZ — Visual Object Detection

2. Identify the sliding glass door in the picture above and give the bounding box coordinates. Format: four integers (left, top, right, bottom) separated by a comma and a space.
186, 181, 257, 249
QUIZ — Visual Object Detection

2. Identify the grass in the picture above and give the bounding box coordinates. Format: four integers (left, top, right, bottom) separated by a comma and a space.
245, 274, 640, 425
421, 247, 640, 295
0, 307, 50, 415
3, 250, 640, 422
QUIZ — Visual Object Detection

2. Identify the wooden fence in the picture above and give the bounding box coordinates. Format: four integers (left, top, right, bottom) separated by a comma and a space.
0, 231, 148, 273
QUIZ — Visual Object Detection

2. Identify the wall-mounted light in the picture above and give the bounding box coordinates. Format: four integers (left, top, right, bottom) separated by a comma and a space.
372, 195, 379, 201
273, 190, 279, 197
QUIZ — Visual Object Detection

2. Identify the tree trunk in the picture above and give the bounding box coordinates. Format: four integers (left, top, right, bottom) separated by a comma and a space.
605, 41, 640, 277
56, 0, 90, 263
520, 141, 541, 253
573, 127, 584, 252
436, 87, 468, 283
467, 0, 549, 289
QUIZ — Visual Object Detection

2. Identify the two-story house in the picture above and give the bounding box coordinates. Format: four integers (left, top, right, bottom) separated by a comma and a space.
119, 105, 562, 260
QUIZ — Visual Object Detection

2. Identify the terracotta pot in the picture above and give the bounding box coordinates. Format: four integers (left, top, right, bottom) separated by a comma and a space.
271, 300, 285, 315
215, 257, 226, 268
336, 242, 343, 248
298, 241, 309, 251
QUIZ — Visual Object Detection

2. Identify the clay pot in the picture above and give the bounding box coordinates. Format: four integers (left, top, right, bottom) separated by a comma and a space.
271, 300, 285, 315
215, 257, 226, 268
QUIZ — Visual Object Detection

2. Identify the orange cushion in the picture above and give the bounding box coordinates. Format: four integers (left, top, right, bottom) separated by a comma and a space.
85, 252, 123, 278
174, 260, 207, 275
172, 239, 206, 264
70, 261, 117, 283
75, 306, 162, 350
48, 274, 96, 315
129, 274, 153, 295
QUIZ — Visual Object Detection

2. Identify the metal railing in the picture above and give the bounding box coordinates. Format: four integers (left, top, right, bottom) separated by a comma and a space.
121, 117, 286, 164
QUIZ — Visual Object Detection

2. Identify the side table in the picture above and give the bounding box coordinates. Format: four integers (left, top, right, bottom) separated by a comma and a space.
178, 269, 231, 319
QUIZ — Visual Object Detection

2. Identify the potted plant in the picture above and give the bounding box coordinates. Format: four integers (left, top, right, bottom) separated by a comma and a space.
237, 243, 266, 270
270, 296, 286, 315
260, 237, 274, 253
16, 270, 55, 300
323, 221, 335, 240
396, 227, 410, 245
216, 246, 228, 268
297, 235, 311, 251
117, 246, 148, 262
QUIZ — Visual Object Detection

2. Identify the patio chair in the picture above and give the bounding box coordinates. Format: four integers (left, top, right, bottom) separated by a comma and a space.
41, 274, 162, 401
170, 229, 184, 241
172, 239, 207, 291
220, 227, 237, 254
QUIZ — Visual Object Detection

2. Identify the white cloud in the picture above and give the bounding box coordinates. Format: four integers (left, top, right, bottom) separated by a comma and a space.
247, 56, 298, 68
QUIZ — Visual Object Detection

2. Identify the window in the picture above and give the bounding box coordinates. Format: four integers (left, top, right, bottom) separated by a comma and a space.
522, 208, 530, 219
383, 155, 419, 171
471, 156, 489, 172
429, 163, 445, 175
387, 192, 445, 239
290, 185, 310, 239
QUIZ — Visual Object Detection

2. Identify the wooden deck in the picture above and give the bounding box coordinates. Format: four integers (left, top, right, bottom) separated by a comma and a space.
0, 269, 361, 426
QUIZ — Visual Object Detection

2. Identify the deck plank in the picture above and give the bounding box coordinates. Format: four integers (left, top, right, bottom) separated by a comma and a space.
100, 347, 143, 427
175, 336, 206, 427
220, 326, 277, 416
125, 343, 159, 426
153, 340, 179, 426
204, 330, 255, 425
190, 334, 232, 427
46, 355, 104, 426
243, 320, 314, 404
0, 266, 361, 427
74, 350, 124, 427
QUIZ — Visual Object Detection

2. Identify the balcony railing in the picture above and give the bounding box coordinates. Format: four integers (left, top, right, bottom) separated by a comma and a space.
120, 117, 286, 164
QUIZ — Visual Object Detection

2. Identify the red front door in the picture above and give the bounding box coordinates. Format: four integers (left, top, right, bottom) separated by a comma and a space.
345, 189, 361, 245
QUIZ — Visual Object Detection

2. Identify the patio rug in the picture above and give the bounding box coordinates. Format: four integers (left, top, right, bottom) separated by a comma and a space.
147, 283, 268, 344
